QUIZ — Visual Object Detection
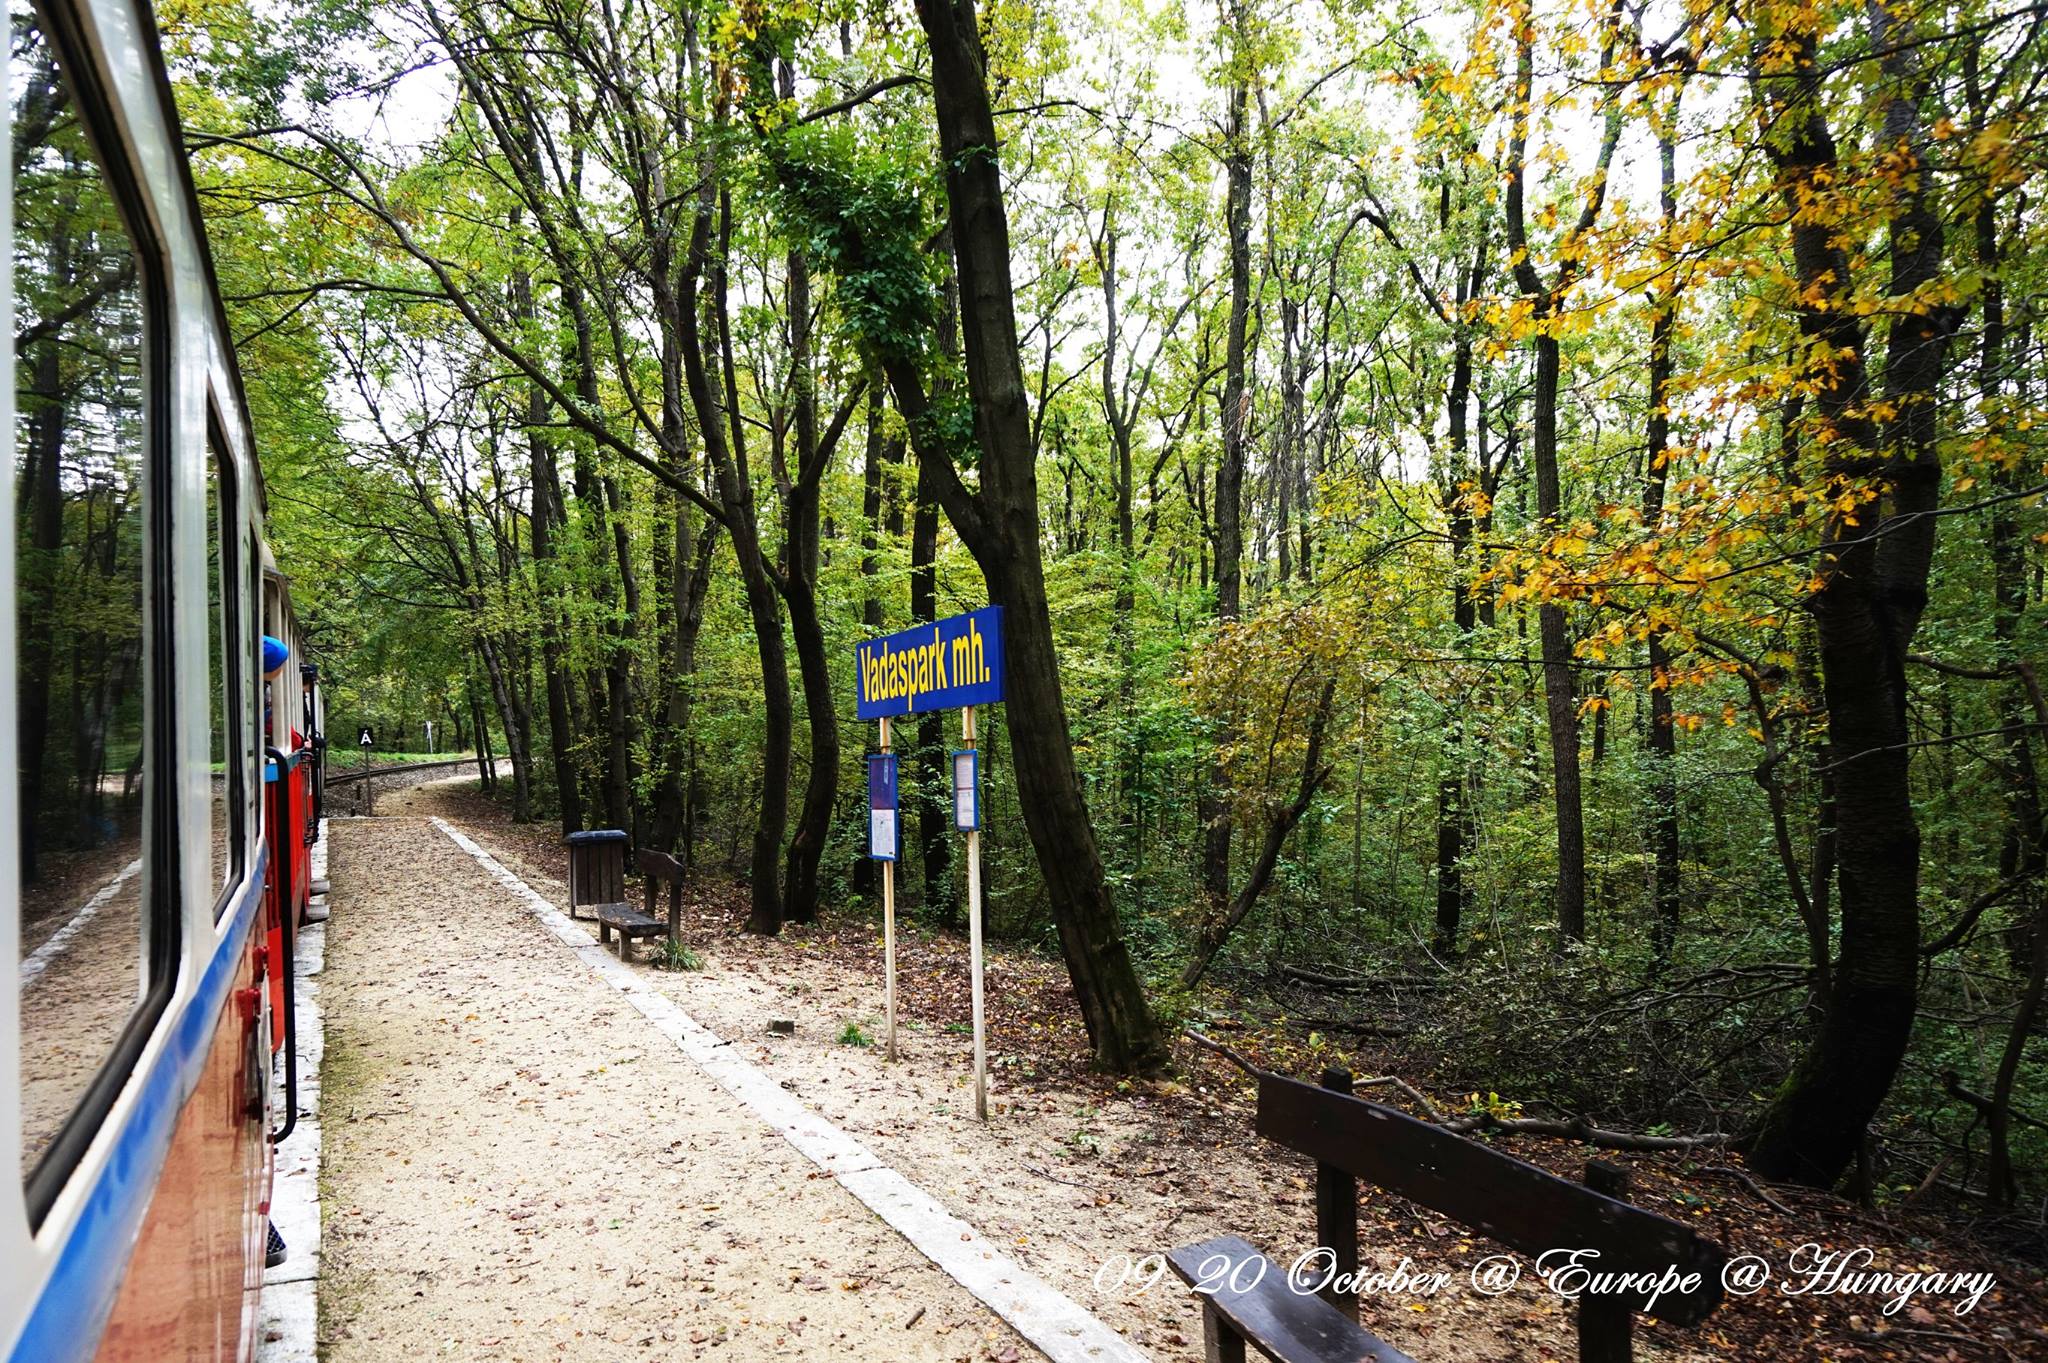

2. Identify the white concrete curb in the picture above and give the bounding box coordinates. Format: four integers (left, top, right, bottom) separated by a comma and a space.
430, 815, 1149, 1363
257, 821, 328, 1362
20, 856, 142, 985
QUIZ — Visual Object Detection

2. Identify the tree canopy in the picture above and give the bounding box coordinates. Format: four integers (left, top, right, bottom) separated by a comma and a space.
172, 0, 2048, 1206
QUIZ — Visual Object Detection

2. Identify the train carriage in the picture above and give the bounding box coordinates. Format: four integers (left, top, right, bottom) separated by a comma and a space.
1, 0, 315, 1358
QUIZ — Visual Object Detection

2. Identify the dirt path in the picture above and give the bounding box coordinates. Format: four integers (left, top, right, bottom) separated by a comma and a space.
317, 812, 1024, 1362
366, 780, 1655, 1363
339, 779, 2048, 1363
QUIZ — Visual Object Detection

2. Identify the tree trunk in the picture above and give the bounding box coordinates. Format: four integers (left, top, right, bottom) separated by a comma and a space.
1203, 0, 1254, 914
1505, 20, 1615, 945
905, 0, 1169, 1073
468, 679, 496, 794
1532, 334, 1587, 942
1987, 894, 2046, 1203
1100, 224, 1144, 844
525, 417, 582, 833
1432, 240, 1484, 957
681, 176, 790, 934
1745, 9, 1950, 1186
474, 636, 531, 819
18, 340, 65, 881
1183, 681, 1336, 986
852, 382, 889, 898
778, 214, 837, 926
781, 578, 836, 923
509, 251, 589, 826
602, 476, 639, 838
559, 255, 633, 836
911, 459, 954, 922
647, 477, 685, 852
647, 482, 715, 855
1643, 113, 1683, 971
1977, 191, 2043, 972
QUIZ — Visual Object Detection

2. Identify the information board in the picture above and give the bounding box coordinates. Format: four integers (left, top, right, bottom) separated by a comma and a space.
854, 606, 1006, 720
952, 750, 980, 831
867, 753, 899, 861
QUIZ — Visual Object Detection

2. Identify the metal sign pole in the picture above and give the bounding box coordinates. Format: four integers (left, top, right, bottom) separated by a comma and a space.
964, 705, 986, 1121
881, 715, 897, 1062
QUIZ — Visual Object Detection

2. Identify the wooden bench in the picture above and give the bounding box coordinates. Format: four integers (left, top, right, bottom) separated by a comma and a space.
591, 901, 669, 962
565, 829, 627, 920
1170, 1065, 1726, 1363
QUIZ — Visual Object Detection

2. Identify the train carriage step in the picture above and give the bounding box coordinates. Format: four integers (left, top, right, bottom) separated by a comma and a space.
265, 1222, 288, 1270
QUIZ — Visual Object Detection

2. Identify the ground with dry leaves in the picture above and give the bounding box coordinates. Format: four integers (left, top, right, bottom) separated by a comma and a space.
344, 778, 2048, 1363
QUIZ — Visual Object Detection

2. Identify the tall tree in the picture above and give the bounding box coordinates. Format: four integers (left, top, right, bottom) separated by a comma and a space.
899, 0, 1172, 1072
1203, 0, 1257, 913
1641, 65, 1688, 971
1745, 0, 1957, 1187
1502, 1, 1623, 943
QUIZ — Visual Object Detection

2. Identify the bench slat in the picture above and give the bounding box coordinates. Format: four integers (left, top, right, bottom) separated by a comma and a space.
1256, 1074, 1724, 1326
591, 903, 666, 934
1167, 1237, 1418, 1363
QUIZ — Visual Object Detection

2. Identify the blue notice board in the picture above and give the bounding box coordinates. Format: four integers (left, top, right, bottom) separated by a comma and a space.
854, 606, 1006, 720
867, 753, 899, 861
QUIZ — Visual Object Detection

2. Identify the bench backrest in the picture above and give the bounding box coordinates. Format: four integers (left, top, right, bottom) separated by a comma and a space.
1256, 1071, 1725, 1328
636, 847, 683, 882
637, 846, 683, 932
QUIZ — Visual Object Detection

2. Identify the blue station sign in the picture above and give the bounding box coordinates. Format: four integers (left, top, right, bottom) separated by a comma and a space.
854, 606, 1006, 720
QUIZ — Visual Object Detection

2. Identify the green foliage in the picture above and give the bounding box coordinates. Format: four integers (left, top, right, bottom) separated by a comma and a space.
167, 0, 2048, 1208
769, 121, 942, 368
657, 940, 705, 972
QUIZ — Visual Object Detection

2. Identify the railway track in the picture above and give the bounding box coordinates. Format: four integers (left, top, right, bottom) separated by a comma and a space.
325, 756, 481, 787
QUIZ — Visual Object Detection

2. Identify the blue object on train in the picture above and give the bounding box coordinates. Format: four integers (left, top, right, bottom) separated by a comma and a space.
262, 634, 289, 674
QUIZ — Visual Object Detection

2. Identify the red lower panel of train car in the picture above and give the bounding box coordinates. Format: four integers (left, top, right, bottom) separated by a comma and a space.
262, 751, 309, 1051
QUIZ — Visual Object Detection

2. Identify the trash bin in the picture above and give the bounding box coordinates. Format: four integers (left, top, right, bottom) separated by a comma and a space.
565, 829, 628, 920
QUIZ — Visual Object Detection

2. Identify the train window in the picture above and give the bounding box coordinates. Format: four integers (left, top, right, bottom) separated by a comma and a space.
13, 6, 165, 1189
262, 579, 278, 751
207, 434, 240, 907
250, 537, 267, 855
249, 532, 262, 775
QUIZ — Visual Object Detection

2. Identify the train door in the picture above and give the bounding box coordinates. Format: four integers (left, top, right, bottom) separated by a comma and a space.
301, 666, 324, 832
260, 575, 289, 1051
206, 421, 268, 1348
